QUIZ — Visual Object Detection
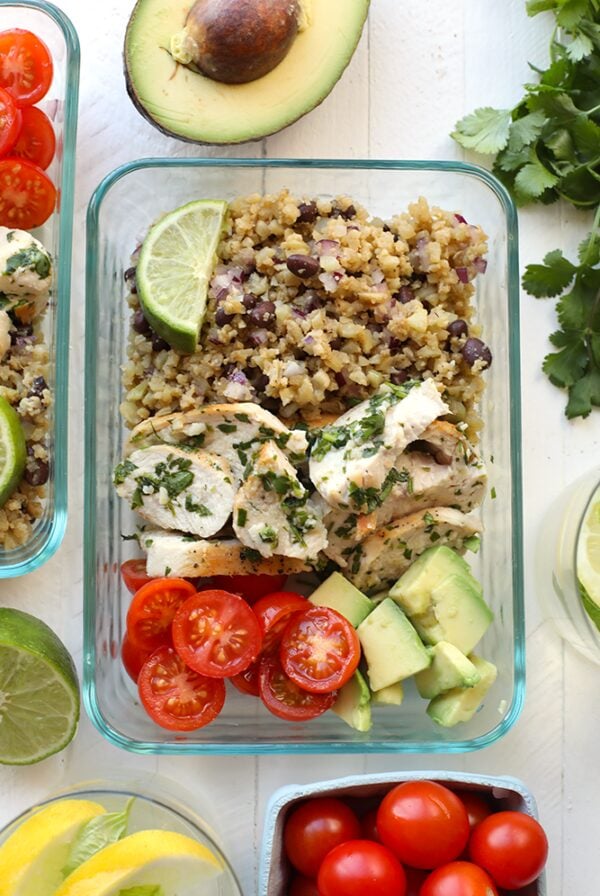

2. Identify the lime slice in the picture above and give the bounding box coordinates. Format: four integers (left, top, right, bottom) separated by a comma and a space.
137, 199, 228, 354
54, 829, 222, 896
0, 395, 26, 506
0, 608, 80, 765
576, 482, 600, 632
0, 799, 106, 896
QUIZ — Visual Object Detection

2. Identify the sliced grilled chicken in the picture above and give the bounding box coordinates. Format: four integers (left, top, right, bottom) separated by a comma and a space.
141, 530, 309, 578
344, 507, 482, 593
309, 379, 448, 512
125, 402, 309, 483
114, 445, 235, 537
233, 442, 327, 562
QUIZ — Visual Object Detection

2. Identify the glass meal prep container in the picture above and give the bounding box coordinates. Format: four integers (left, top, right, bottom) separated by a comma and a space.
0, 0, 79, 577
84, 158, 523, 754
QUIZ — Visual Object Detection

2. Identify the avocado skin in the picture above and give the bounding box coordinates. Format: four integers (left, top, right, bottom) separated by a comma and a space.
123, 0, 370, 145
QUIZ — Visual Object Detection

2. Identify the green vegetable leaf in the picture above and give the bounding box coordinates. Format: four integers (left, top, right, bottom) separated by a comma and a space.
565, 367, 600, 416
526, 0, 559, 14
451, 107, 512, 154
514, 156, 560, 201
62, 799, 134, 878
119, 888, 165, 896
578, 231, 600, 264
558, 0, 592, 30
508, 111, 548, 151
543, 332, 589, 385
522, 249, 578, 296
567, 31, 595, 61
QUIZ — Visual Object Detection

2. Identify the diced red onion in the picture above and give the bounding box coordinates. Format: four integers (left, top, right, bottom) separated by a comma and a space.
227, 368, 249, 385
215, 287, 230, 302
229, 266, 244, 284
248, 328, 269, 347
455, 267, 469, 284
315, 239, 340, 256
454, 214, 468, 225
304, 335, 315, 345
473, 256, 488, 274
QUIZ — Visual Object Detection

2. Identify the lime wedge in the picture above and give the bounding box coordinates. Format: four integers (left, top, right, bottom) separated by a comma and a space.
0, 799, 106, 896
0, 396, 26, 506
0, 608, 80, 765
53, 829, 222, 896
576, 482, 600, 632
137, 199, 228, 354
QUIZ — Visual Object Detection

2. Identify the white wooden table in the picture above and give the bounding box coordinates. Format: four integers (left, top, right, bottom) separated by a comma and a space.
1, 2, 599, 893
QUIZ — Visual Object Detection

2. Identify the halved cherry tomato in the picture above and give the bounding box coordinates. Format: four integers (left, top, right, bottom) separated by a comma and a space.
317, 840, 407, 896
468, 811, 548, 890
0, 86, 21, 155
420, 861, 498, 896
252, 591, 307, 653
138, 645, 226, 731
280, 605, 360, 694
376, 780, 470, 870
0, 29, 53, 105
212, 573, 287, 603
284, 797, 361, 877
172, 589, 262, 678
0, 157, 56, 229
120, 558, 154, 594
120, 634, 154, 683
230, 660, 260, 697
126, 577, 196, 651
11, 106, 55, 170
258, 652, 336, 721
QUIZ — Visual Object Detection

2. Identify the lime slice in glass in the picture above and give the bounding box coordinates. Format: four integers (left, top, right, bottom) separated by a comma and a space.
576, 482, 600, 632
0, 396, 26, 507
137, 199, 228, 354
0, 608, 80, 765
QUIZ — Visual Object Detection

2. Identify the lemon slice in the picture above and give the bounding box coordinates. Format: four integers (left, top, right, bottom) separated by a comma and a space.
0, 395, 26, 506
54, 829, 223, 896
0, 799, 106, 896
137, 199, 228, 354
576, 482, 600, 632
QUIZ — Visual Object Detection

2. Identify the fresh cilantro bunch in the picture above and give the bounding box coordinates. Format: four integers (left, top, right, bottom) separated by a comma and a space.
451, 0, 600, 417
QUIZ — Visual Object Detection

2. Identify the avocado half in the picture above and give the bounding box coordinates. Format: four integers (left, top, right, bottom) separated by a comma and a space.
124, 0, 370, 145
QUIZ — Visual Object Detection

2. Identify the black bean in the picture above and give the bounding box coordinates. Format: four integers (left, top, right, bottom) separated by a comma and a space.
27, 376, 48, 398
393, 287, 415, 304
286, 254, 320, 279
242, 292, 258, 310
10, 324, 33, 347
254, 373, 269, 391
462, 337, 492, 368
132, 309, 151, 335
340, 204, 356, 220
249, 301, 276, 327
390, 370, 409, 385
297, 202, 318, 223
448, 319, 469, 339
25, 459, 49, 487
152, 334, 170, 352
389, 337, 403, 352
124, 267, 137, 293
329, 337, 343, 350
215, 307, 235, 326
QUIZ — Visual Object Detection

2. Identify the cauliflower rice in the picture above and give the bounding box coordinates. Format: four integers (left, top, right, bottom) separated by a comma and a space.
121, 191, 490, 434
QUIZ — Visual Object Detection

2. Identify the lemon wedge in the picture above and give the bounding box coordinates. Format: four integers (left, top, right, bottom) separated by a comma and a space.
54, 829, 223, 896
577, 482, 600, 631
0, 799, 106, 896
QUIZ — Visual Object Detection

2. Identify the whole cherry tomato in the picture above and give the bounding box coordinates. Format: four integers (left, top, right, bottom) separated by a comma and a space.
317, 839, 407, 896
420, 861, 498, 896
284, 797, 361, 878
469, 811, 548, 890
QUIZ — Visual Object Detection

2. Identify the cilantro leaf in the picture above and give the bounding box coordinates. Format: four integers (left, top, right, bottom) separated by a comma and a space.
526, 0, 559, 14
451, 107, 512, 154
558, 0, 592, 31
542, 333, 589, 386
522, 249, 577, 297
566, 367, 600, 417
514, 156, 560, 201
567, 31, 594, 61
508, 111, 548, 151
578, 231, 600, 264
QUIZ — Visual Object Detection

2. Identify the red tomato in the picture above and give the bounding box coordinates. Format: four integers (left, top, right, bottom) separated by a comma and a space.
138, 645, 225, 731
0, 157, 56, 229
230, 660, 260, 697
252, 591, 307, 653
469, 811, 548, 890
0, 86, 21, 155
11, 106, 55, 170
420, 861, 498, 896
288, 875, 320, 896
120, 635, 154, 683
126, 577, 196, 651
0, 29, 53, 105
284, 797, 361, 878
376, 780, 470, 870
172, 589, 262, 678
120, 558, 154, 594
212, 573, 287, 603
454, 790, 494, 830
317, 840, 407, 896
360, 807, 380, 842
258, 652, 336, 721
280, 606, 360, 694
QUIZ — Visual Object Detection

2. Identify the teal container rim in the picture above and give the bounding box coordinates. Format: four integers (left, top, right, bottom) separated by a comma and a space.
84, 157, 524, 754
0, 0, 80, 577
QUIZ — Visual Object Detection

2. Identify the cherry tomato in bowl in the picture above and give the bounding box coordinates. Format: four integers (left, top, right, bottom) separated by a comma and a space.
120, 634, 154, 683
469, 811, 548, 890
126, 577, 196, 651
120, 558, 154, 594
258, 652, 336, 721
0, 86, 21, 156
283, 797, 361, 878
252, 591, 307, 653
11, 106, 55, 170
420, 861, 499, 896
280, 605, 360, 693
0, 29, 53, 105
0, 157, 56, 229
317, 839, 407, 896
212, 573, 287, 603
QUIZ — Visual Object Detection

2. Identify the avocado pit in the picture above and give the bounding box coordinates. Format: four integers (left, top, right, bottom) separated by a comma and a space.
176, 0, 302, 84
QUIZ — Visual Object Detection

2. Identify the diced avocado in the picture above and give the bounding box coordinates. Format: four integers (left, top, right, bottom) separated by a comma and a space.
414, 641, 481, 699
309, 571, 375, 627
357, 598, 430, 691
426, 656, 498, 728
411, 574, 493, 655
372, 680, 404, 706
332, 668, 372, 732
390, 545, 474, 615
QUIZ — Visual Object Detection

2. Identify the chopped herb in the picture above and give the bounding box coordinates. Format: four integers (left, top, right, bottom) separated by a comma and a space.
120, 532, 139, 542
403, 547, 413, 560
5, 246, 51, 279
234, 412, 250, 423
185, 495, 212, 515
490, 486, 497, 499
217, 423, 237, 433
181, 534, 200, 542
429, 531, 441, 542
0, 292, 9, 308
260, 470, 303, 498
240, 547, 262, 563
259, 525, 278, 545
181, 433, 205, 449
348, 467, 407, 513
113, 459, 137, 485
164, 566, 172, 576
350, 544, 363, 576
464, 534, 481, 553
131, 488, 143, 510
144, 538, 154, 547
334, 515, 357, 539
6, 231, 15, 242
237, 508, 247, 527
